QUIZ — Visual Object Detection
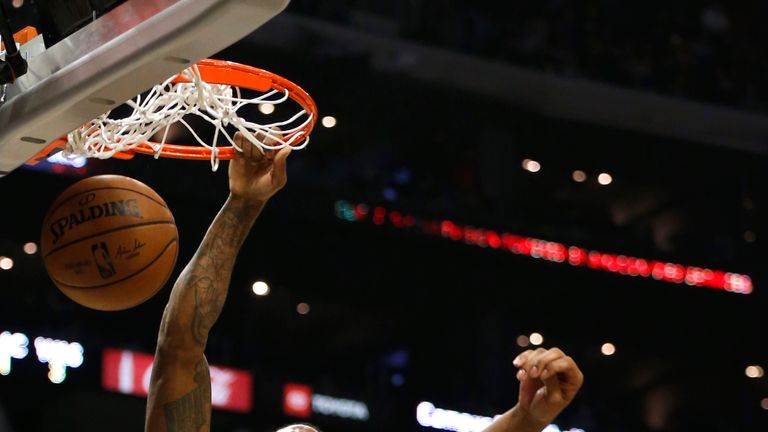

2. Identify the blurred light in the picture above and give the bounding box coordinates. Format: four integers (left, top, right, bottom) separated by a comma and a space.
0, 257, 13, 270
597, 173, 613, 185
334, 200, 345, 219
355, 204, 370, 221
252, 281, 270, 296
283, 383, 313, 418
313, 393, 370, 421
529, 333, 544, 346
259, 103, 275, 114
601, 343, 616, 356
744, 231, 756, 243
321, 116, 337, 128
416, 401, 586, 432
417, 401, 493, 431
761, 398, 768, 410
383, 187, 398, 202
390, 211, 403, 227
23, 242, 37, 255
0, 331, 29, 376
297, 303, 310, 315
47, 151, 87, 168
572, 170, 587, 182
516, 335, 530, 347
384, 349, 410, 368
746, 365, 764, 378
522, 159, 541, 173
34, 337, 84, 384
394, 168, 412, 185
391, 373, 405, 387
373, 207, 386, 225
336, 201, 754, 294
334, 200, 358, 222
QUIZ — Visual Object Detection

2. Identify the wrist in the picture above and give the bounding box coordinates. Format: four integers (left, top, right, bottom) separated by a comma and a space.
502, 405, 548, 432
226, 195, 268, 225
228, 194, 267, 211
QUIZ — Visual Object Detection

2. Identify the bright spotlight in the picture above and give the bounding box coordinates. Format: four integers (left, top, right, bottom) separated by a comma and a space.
516, 335, 530, 348
529, 332, 543, 346
23, 242, 38, 255
746, 365, 764, 378
321, 116, 337, 128
522, 159, 541, 173
259, 103, 275, 114
601, 343, 616, 356
252, 281, 270, 296
297, 302, 311, 315
597, 173, 613, 185
0, 257, 13, 270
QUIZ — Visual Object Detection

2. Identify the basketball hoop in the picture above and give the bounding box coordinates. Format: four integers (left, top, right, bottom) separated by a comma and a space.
50, 59, 317, 171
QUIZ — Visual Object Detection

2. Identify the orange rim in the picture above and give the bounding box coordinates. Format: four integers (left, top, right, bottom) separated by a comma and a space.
30, 59, 317, 163
128, 59, 318, 160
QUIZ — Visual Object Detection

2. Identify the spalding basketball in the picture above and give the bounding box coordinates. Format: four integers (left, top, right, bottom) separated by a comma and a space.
40, 175, 178, 311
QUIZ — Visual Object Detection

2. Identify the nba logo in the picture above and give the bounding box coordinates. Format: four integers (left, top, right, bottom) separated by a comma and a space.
283, 383, 313, 418
91, 242, 116, 278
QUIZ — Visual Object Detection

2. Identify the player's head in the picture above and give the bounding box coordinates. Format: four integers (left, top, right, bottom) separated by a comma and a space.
276, 424, 321, 432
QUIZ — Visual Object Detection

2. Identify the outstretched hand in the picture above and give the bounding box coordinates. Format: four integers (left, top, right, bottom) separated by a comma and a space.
513, 348, 583, 426
228, 131, 291, 204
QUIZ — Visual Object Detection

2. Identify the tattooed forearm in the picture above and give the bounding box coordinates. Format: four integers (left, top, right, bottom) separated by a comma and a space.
184, 200, 257, 345
163, 358, 212, 431
157, 198, 263, 350
191, 276, 218, 345
146, 198, 266, 432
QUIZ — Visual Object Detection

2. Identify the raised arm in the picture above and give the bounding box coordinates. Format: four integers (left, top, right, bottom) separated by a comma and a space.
146, 134, 290, 432
483, 348, 584, 432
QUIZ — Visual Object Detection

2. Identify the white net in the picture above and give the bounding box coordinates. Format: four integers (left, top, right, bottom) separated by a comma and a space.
64, 64, 313, 171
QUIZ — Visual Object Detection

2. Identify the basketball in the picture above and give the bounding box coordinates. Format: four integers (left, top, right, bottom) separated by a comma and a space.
40, 175, 178, 311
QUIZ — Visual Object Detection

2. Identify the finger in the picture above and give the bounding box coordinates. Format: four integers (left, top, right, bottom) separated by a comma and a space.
541, 357, 584, 399
522, 348, 551, 378
271, 146, 291, 188
513, 350, 534, 368
538, 351, 573, 380
518, 369, 542, 407
232, 132, 248, 160
262, 127, 283, 161
530, 348, 566, 379
517, 348, 543, 374
262, 132, 280, 147
233, 131, 269, 165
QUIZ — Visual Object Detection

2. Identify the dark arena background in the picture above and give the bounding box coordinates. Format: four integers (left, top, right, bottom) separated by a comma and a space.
1, 1, 767, 431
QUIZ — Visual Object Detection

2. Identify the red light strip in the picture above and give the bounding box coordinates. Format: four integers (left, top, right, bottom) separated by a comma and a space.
335, 201, 753, 294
